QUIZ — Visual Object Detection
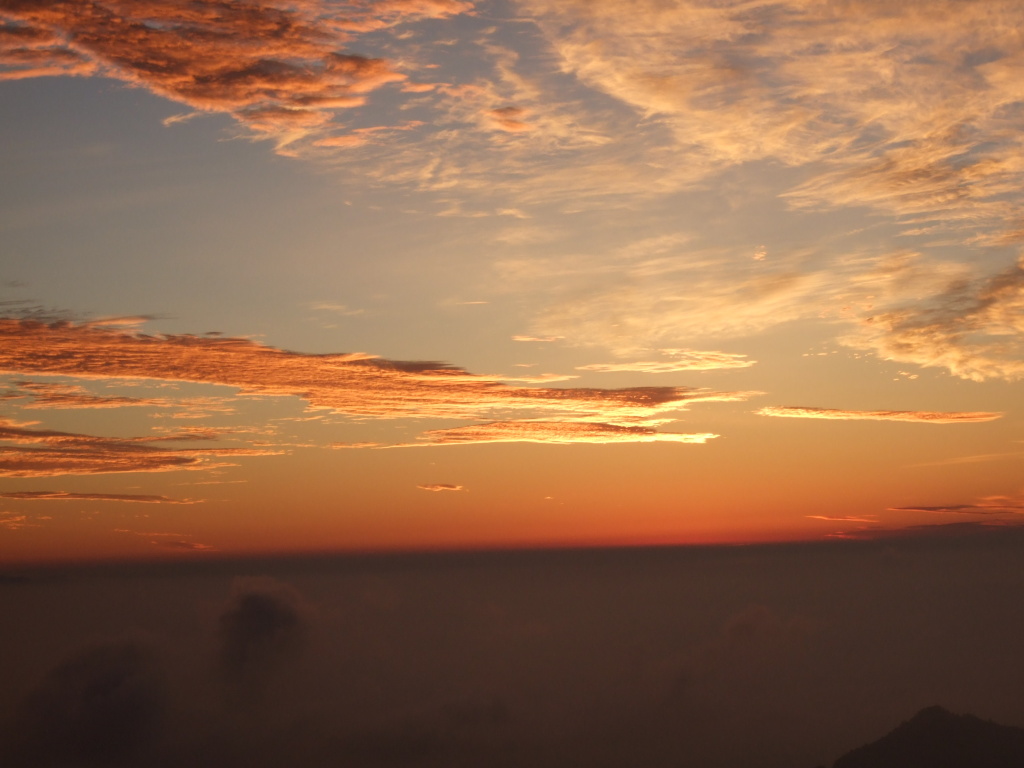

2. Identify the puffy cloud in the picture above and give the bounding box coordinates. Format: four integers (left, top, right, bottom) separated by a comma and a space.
0, 420, 280, 477
0, 319, 754, 424
218, 578, 307, 700
756, 406, 1003, 424
393, 421, 718, 446
417, 483, 464, 491
7, 640, 166, 767
0, 490, 200, 503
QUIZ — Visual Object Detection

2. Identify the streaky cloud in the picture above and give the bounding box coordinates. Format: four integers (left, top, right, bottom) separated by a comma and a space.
0, 319, 756, 423
0, 491, 201, 504
391, 421, 719, 446
889, 496, 1024, 515
417, 483, 465, 492
578, 350, 755, 373
756, 406, 1003, 424
844, 256, 1024, 382
806, 515, 879, 523
0, 420, 280, 478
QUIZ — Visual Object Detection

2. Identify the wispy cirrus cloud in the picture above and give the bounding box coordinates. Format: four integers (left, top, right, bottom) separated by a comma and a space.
4, 380, 172, 410
0, 420, 279, 478
0, 319, 756, 424
391, 421, 718, 447
521, 0, 1024, 237
417, 483, 464, 492
577, 349, 754, 374
843, 256, 1024, 382
756, 406, 1003, 424
1, 491, 200, 504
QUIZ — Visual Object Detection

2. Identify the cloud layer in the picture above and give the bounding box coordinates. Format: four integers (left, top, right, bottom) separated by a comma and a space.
0, 419, 276, 477
0, 319, 754, 425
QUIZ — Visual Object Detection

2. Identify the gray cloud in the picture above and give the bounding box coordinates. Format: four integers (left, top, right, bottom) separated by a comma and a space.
7, 640, 166, 767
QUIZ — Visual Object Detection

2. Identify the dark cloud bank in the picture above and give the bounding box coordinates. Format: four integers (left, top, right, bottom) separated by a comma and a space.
3, 530, 1024, 767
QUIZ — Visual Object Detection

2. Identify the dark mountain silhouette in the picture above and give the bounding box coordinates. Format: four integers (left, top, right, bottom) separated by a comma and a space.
824, 705, 1024, 768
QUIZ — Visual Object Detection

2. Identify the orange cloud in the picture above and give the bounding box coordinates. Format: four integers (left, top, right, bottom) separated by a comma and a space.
0, 0, 472, 148
487, 106, 531, 133
6, 380, 170, 409
392, 421, 718, 446
756, 406, 1003, 424
1, 491, 200, 504
0, 420, 279, 477
417, 483, 464, 491
0, 513, 32, 530
0, 319, 755, 424
806, 515, 879, 523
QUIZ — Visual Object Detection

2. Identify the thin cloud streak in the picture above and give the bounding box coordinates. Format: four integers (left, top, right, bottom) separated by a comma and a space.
806, 515, 879, 523
756, 406, 1003, 424
0, 491, 200, 504
889, 496, 1024, 515
417, 483, 464, 492
0, 420, 279, 477
389, 421, 718, 447
0, 319, 757, 424
4, 380, 172, 410
577, 350, 755, 373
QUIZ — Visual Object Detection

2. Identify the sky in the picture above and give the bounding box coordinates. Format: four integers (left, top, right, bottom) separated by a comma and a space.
2, 0, 1024, 564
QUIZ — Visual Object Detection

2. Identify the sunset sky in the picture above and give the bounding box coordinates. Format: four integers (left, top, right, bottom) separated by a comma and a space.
2, 0, 1023, 564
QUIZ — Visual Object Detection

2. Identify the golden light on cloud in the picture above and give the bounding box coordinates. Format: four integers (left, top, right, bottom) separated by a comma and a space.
577, 350, 755, 373
394, 421, 718, 447
0, 319, 755, 424
756, 406, 1003, 424
3, 0, 1024, 563
0, 420, 280, 478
